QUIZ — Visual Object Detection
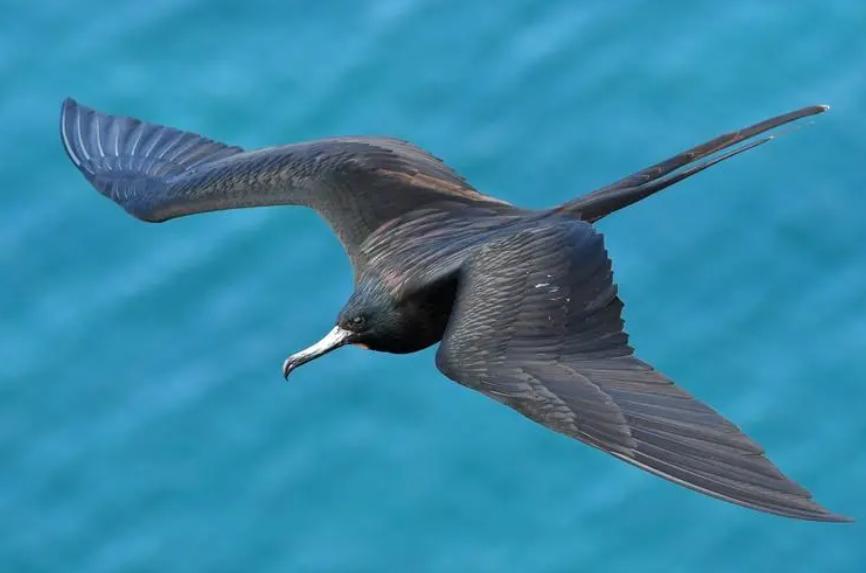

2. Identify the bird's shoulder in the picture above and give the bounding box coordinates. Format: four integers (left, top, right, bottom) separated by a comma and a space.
285, 136, 509, 207
358, 207, 574, 296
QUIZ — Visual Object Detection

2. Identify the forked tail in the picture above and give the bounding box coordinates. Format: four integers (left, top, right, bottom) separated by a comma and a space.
557, 105, 829, 223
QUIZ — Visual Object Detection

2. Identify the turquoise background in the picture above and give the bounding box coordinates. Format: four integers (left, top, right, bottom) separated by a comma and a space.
2, 1, 865, 571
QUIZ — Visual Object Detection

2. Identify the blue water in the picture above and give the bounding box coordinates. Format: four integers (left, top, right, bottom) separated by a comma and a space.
3, 1, 865, 571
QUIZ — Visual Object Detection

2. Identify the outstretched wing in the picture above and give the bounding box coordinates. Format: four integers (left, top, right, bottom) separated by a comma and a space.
436, 219, 848, 522
60, 98, 509, 269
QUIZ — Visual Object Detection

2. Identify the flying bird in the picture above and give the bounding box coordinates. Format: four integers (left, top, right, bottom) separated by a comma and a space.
60, 98, 849, 522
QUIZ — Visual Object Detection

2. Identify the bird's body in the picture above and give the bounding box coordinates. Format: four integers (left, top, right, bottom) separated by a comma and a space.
61, 98, 850, 522
351, 204, 535, 352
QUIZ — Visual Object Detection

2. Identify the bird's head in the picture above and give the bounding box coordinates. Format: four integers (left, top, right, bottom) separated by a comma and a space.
282, 280, 404, 379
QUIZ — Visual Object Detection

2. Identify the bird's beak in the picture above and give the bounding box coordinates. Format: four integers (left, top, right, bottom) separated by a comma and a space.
282, 326, 352, 379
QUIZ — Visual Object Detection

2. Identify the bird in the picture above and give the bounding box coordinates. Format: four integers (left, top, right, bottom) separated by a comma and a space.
60, 97, 850, 522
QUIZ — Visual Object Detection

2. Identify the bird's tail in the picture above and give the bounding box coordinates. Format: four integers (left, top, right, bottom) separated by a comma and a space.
60, 98, 243, 221
556, 105, 829, 223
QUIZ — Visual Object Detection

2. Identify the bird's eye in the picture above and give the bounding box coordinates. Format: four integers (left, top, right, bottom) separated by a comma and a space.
351, 315, 365, 327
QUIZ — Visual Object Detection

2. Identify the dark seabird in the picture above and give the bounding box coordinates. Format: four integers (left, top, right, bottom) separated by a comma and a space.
60, 98, 849, 522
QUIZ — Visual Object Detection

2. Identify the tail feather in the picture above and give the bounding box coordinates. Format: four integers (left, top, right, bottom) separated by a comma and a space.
60, 98, 243, 220
559, 105, 829, 222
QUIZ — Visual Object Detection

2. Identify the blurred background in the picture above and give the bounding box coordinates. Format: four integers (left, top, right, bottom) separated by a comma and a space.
2, 1, 865, 571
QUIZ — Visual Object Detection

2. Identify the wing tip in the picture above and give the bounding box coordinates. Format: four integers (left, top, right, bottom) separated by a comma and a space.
60, 97, 87, 126
59, 97, 83, 168
811, 508, 853, 523
760, 503, 852, 523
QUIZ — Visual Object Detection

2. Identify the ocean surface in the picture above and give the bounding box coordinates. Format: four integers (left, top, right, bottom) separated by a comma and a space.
2, 1, 865, 571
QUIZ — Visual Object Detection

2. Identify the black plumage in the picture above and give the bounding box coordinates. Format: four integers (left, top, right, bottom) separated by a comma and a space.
60, 98, 848, 522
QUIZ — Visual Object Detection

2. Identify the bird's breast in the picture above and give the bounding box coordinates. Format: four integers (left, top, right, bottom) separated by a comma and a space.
373, 273, 460, 354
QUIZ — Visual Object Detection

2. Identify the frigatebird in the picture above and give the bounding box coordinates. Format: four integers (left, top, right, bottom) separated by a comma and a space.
60, 98, 849, 522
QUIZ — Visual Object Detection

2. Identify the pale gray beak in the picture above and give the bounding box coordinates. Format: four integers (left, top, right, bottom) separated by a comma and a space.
282, 326, 352, 379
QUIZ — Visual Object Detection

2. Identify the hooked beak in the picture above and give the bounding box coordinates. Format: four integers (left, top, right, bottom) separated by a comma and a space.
282, 326, 352, 380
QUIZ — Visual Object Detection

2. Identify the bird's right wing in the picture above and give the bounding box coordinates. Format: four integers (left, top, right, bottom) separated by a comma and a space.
436, 219, 848, 522
60, 98, 509, 270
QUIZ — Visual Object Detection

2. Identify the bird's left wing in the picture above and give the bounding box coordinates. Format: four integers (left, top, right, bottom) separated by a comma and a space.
60, 98, 508, 272
436, 219, 848, 521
